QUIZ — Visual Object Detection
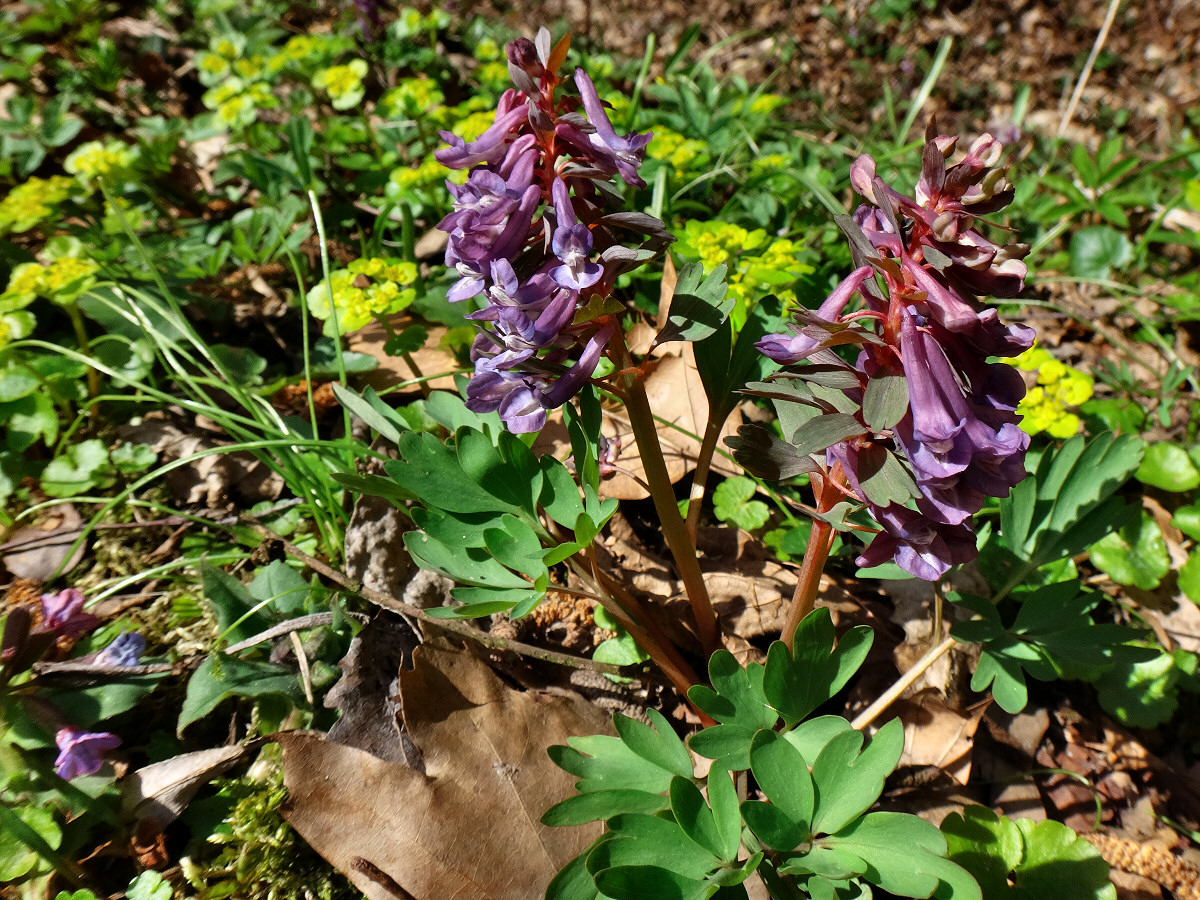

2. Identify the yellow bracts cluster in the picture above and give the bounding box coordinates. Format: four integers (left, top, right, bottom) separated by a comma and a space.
0, 176, 74, 234
1011, 346, 1094, 438
305, 257, 419, 337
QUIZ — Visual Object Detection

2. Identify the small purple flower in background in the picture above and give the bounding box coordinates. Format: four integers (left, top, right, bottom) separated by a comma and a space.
435, 28, 665, 434
350, 0, 381, 40
748, 125, 1031, 581
37, 588, 98, 638
54, 727, 120, 780
95, 632, 145, 667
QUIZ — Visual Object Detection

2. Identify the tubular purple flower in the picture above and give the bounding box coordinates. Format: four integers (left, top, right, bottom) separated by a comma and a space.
756, 266, 875, 364
38, 589, 98, 638
564, 69, 652, 188
549, 178, 603, 290
435, 95, 529, 170
855, 504, 977, 581
54, 728, 120, 780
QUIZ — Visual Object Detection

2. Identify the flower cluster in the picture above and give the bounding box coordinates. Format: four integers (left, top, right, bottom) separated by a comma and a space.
435, 30, 669, 433
64, 139, 139, 185
0, 175, 74, 235
646, 127, 710, 179
753, 127, 1032, 580
675, 220, 814, 323
313, 60, 368, 111
1010, 345, 1093, 438
2, 256, 100, 307
305, 256, 418, 336
203, 78, 279, 129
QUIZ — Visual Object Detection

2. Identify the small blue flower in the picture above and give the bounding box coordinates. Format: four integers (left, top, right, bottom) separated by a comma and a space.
95, 632, 145, 667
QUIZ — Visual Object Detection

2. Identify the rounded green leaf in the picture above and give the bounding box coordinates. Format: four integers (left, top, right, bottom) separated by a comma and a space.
1171, 503, 1200, 542
1137, 442, 1200, 492
1088, 511, 1169, 590
1180, 552, 1200, 604
1068, 226, 1131, 280
0, 805, 61, 881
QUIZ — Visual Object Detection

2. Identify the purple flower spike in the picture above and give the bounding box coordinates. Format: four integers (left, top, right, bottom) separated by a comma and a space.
54, 728, 120, 780
38, 589, 98, 638
95, 632, 145, 667
565, 69, 652, 188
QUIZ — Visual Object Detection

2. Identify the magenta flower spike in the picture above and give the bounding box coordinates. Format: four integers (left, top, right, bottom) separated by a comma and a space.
745, 126, 1033, 581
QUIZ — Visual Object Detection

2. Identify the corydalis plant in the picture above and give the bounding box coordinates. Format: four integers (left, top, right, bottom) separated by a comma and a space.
436, 29, 670, 433
734, 122, 1033, 583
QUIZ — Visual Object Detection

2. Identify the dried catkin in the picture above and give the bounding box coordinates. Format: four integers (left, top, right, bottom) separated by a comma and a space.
1081, 832, 1200, 900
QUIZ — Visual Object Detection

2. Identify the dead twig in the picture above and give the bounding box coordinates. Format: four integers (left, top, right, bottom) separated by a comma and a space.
241, 519, 647, 678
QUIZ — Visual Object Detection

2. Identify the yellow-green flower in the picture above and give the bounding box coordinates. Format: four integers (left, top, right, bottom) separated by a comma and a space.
305, 256, 418, 336
313, 59, 368, 111
0, 175, 74, 235
647, 128, 710, 180
212, 35, 244, 60
1, 256, 99, 307
379, 77, 444, 120
1010, 346, 1095, 438
195, 51, 232, 85
474, 37, 501, 62
0, 309, 35, 349
388, 154, 464, 197
447, 110, 497, 143
64, 139, 139, 186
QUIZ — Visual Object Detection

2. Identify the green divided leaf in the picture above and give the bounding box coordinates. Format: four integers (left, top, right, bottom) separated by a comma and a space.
809, 718, 903, 836
744, 730, 814, 846
547, 710, 689, 797
655, 261, 733, 345
763, 608, 873, 727
688, 650, 778, 771
821, 812, 981, 900
950, 584, 1145, 714
695, 294, 783, 420
996, 433, 1143, 597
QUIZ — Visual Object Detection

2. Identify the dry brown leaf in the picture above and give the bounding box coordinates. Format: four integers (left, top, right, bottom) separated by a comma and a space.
894, 688, 987, 785
123, 745, 247, 831
279, 640, 613, 900
1, 504, 86, 581
348, 315, 463, 393
324, 614, 419, 766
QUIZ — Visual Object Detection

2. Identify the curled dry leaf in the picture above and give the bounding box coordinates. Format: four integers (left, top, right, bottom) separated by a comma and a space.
123, 745, 248, 831
324, 613, 419, 766
0, 503, 86, 581
279, 639, 613, 900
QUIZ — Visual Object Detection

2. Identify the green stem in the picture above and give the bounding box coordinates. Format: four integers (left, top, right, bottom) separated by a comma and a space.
64, 302, 99, 401
615, 341, 720, 658
684, 414, 723, 543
